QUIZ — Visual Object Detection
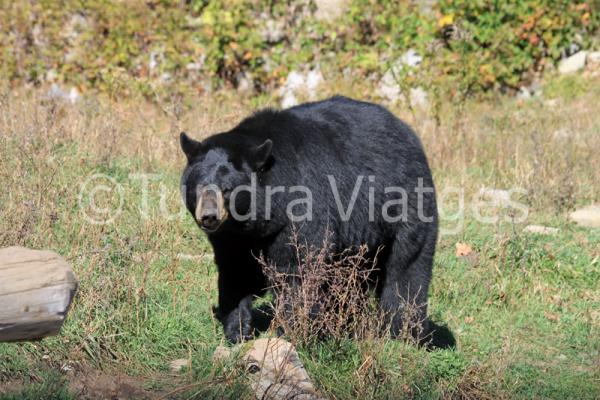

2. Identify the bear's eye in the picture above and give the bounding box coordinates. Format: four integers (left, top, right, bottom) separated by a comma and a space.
217, 165, 230, 177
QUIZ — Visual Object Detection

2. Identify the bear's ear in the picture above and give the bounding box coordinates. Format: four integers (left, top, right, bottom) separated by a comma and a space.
251, 139, 273, 171
180, 132, 202, 161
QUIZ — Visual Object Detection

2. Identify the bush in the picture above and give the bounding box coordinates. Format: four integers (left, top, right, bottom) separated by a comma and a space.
434, 0, 600, 91
0, 0, 598, 100
258, 231, 383, 345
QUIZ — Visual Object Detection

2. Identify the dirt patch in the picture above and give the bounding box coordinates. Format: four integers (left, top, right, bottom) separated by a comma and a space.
0, 378, 26, 395
68, 368, 160, 400
0, 365, 174, 399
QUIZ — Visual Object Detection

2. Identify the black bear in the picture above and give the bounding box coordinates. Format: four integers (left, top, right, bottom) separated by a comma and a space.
180, 96, 438, 343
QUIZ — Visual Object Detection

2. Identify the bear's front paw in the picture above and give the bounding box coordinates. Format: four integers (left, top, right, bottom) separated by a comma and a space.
224, 315, 253, 343
222, 297, 254, 343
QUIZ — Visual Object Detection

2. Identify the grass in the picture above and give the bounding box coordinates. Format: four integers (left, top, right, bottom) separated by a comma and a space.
0, 74, 599, 399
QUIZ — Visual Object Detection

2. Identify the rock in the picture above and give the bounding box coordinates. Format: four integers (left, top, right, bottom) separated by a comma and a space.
305, 69, 323, 94
213, 345, 233, 363
314, 0, 348, 21
399, 49, 422, 68
552, 128, 573, 140
169, 358, 190, 373
517, 86, 532, 100
47, 84, 80, 104
378, 81, 428, 108
377, 50, 426, 106
544, 98, 560, 108
236, 72, 253, 93
558, 51, 587, 74
414, 0, 437, 16
262, 19, 285, 43
281, 92, 298, 108
160, 72, 172, 83
244, 338, 324, 400
410, 86, 428, 107
377, 70, 401, 103
279, 69, 323, 108
45, 69, 58, 83
149, 51, 160, 72
524, 225, 559, 235
63, 13, 89, 41
455, 242, 474, 257
478, 188, 511, 207
186, 54, 205, 72
588, 51, 600, 64
569, 205, 600, 228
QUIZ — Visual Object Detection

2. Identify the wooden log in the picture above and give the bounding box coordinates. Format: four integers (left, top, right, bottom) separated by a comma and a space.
0, 246, 77, 342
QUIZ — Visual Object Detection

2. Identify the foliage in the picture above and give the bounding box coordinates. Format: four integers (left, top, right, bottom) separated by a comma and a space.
434, 0, 600, 91
0, 0, 598, 101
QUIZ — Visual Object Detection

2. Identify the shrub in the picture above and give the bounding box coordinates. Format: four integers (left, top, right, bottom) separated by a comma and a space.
0, 0, 598, 100
257, 231, 383, 345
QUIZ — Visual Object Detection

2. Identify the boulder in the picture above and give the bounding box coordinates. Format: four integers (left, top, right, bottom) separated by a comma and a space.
558, 51, 587, 74
569, 205, 600, 228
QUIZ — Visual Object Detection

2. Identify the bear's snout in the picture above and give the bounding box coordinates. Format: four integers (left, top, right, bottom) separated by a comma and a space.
195, 185, 227, 232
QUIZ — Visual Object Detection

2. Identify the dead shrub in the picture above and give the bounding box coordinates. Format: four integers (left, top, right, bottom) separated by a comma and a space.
258, 230, 428, 346
257, 230, 381, 345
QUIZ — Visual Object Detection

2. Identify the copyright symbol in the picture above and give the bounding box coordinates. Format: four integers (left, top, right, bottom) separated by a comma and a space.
78, 173, 124, 225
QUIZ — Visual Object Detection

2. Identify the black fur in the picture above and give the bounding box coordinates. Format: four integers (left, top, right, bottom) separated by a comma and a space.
180, 96, 438, 343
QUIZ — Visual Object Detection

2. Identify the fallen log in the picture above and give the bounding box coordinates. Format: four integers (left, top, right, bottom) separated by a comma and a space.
0, 246, 77, 342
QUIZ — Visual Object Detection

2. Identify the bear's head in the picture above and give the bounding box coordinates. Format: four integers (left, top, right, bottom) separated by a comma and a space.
179, 132, 272, 233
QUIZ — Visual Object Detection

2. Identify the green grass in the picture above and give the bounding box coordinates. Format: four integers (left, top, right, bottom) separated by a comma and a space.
0, 79, 599, 399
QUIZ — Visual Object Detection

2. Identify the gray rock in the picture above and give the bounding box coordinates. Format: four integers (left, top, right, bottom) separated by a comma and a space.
47, 84, 80, 104
160, 72, 172, 83
314, 0, 348, 21
569, 205, 600, 228
149, 51, 160, 72
399, 49, 422, 68
262, 19, 285, 43
524, 225, 559, 235
377, 69, 401, 102
236, 72, 253, 93
45, 69, 58, 83
237, 73, 253, 92
281, 92, 298, 108
414, 0, 437, 16
558, 51, 587, 74
212, 345, 233, 363
186, 55, 205, 72
552, 128, 573, 141
517, 87, 532, 100
169, 358, 190, 373
279, 69, 323, 108
478, 188, 511, 207
410, 86, 428, 107
377, 50, 425, 105
587, 51, 600, 64
64, 14, 89, 41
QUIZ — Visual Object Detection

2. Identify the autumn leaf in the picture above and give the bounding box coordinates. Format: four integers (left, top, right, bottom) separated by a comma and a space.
545, 312, 560, 322
438, 14, 454, 28
455, 242, 474, 257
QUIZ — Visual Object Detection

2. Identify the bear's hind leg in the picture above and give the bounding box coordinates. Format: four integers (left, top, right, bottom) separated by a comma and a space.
378, 234, 434, 343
